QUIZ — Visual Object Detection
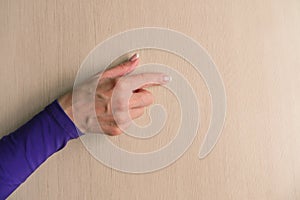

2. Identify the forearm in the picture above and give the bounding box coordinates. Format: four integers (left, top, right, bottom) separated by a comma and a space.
0, 100, 80, 199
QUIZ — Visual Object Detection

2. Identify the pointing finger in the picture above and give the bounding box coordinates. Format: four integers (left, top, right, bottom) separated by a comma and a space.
122, 73, 172, 91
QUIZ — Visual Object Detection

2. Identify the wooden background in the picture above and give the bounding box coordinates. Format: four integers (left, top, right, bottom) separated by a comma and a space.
1, 0, 300, 199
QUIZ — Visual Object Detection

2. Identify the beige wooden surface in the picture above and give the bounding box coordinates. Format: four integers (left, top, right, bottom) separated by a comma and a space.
1, 0, 300, 199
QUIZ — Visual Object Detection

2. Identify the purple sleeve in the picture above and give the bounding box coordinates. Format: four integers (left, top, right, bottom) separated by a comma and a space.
0, 100, 81, 199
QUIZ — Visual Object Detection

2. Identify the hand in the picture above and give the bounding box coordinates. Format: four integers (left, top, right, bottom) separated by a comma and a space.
58, 53, 171, 136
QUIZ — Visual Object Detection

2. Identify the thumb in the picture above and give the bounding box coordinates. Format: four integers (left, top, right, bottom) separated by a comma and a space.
101, 53, 139, 79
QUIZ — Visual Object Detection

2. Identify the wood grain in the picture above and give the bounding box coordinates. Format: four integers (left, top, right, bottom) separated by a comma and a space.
1, 0, 300, 199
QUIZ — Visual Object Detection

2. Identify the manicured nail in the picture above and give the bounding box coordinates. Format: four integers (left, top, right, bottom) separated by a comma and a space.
129, 53, 139, 62
163, 75, 172, 83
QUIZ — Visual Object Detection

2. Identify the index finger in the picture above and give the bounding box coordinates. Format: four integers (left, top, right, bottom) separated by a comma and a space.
122, 73, 172, 91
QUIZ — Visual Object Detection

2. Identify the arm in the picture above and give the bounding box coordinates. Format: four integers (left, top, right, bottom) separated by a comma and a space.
0, 53, 169, 199
0, 100, 80, 199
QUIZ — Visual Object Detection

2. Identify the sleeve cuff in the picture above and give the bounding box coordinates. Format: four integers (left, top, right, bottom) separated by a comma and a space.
45, 100, 83, 139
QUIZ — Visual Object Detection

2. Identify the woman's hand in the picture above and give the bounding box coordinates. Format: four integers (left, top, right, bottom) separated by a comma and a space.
58, 54, 171, 136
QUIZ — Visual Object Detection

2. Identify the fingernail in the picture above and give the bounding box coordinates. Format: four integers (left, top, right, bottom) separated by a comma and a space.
129, 53, 139, 62
163, 75, 172, 83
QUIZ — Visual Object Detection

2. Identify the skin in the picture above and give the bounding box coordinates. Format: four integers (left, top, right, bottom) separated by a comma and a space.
58, 53, 171, 136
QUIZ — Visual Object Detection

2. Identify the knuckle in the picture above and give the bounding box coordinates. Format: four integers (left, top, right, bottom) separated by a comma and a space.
140, 93, 153, 106
148, 93, 154, 104
122, 122, 131, 129
116, 115, 130, 124
113, 101, 127, 111
145, 92, 154, 103
135, 108, 145, 117
116, 80, 128, 90
140, 95, 147, 106
110, 128, 122, 136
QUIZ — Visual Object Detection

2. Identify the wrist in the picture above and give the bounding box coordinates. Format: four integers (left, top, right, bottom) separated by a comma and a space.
57, 92, 74, 122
